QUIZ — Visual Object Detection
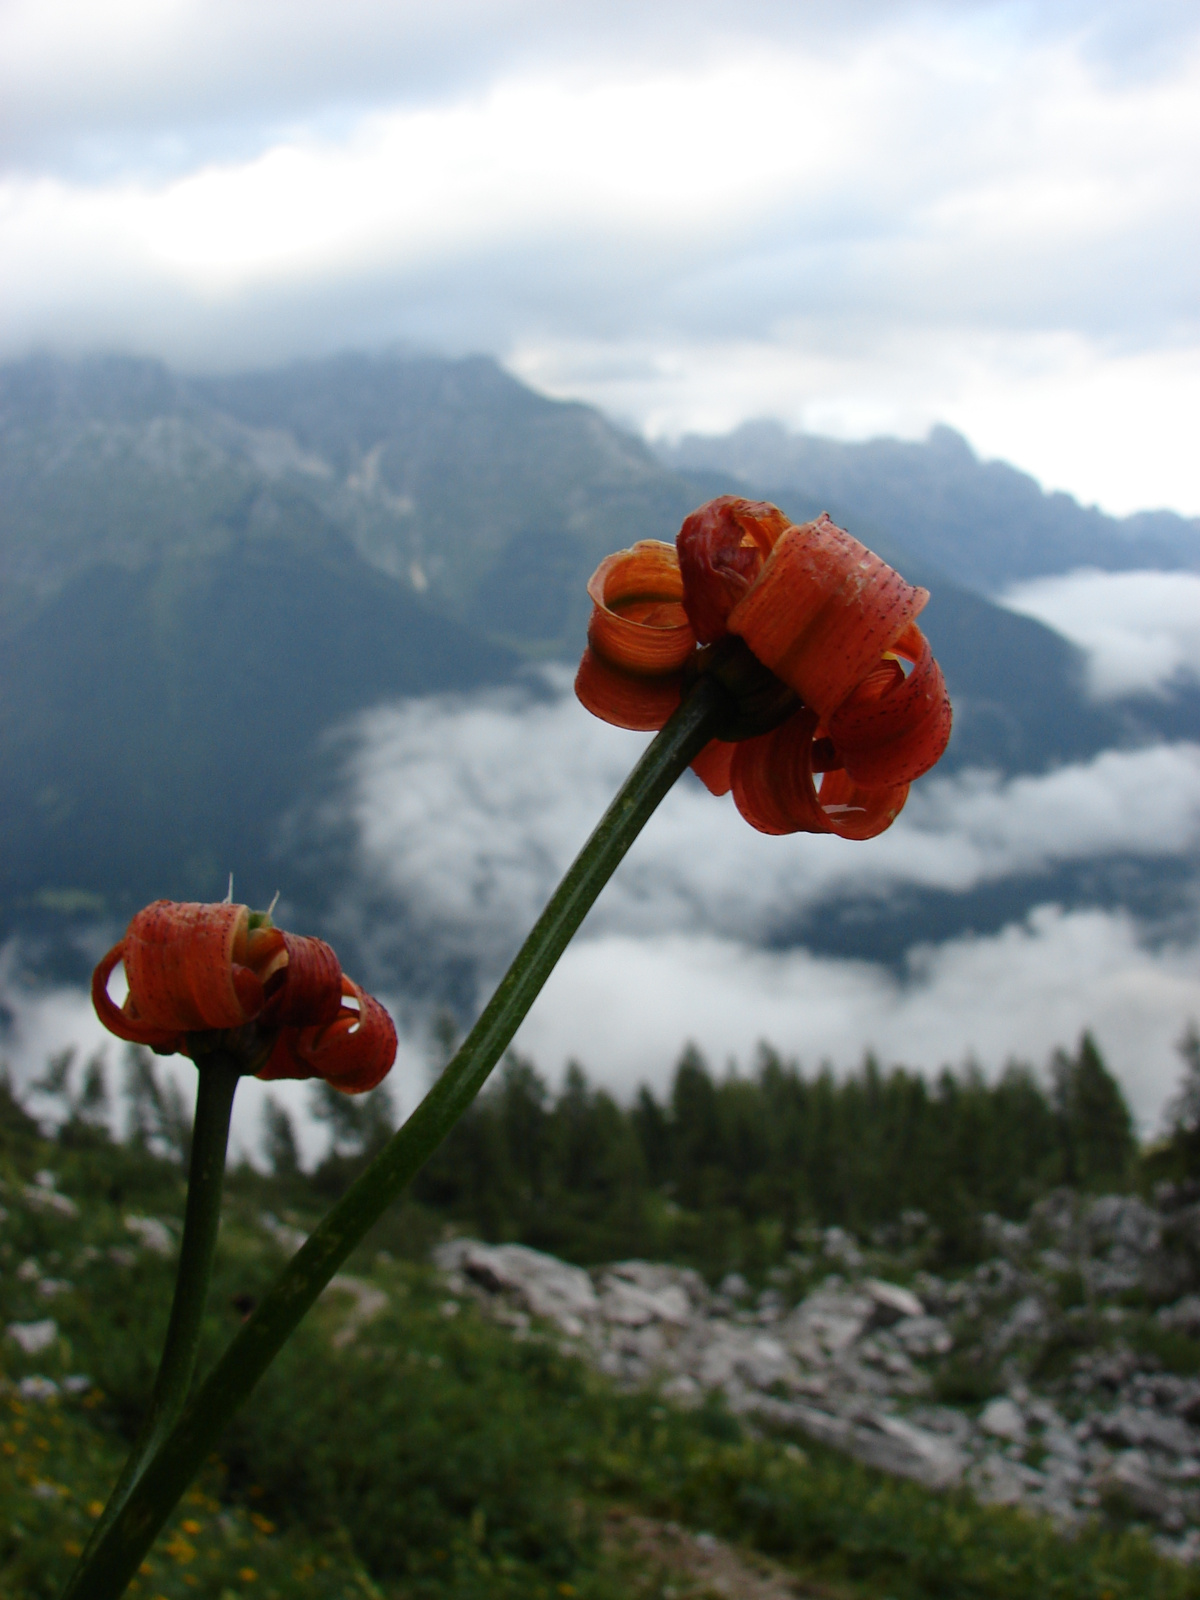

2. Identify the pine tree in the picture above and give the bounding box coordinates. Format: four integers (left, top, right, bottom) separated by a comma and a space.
1163, 1022, 1200, 1177
122, 1045, 190, 1161
77, 1052, 110, 1126
1052, 1033, 1135, 1191
263, 1096, 302, 1177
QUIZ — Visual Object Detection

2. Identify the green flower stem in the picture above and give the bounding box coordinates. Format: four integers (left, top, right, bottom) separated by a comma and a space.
74, 1054, 241, 1568
63, 674, 731, 1600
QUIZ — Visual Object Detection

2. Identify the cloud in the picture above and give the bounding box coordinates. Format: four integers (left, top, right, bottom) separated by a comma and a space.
6, 649, 1200, 1157
509, 907, 1200, 1135
1001, 569, 1200, 698
1, 6, 1198, 513
10, 4, 1196, 176
4, 908, 1196, 1160
327, 671, 1200, 974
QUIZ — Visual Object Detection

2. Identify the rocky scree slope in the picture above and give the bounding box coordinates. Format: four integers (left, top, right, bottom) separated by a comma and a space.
437, 1185, 1200, 1563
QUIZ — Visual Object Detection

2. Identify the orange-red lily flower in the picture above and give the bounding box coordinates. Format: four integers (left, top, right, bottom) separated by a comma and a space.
576, 496, 952, 838
92, 900, 396, 1093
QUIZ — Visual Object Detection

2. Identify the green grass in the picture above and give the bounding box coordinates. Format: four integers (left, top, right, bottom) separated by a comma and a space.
3, 1115, 1200, 1599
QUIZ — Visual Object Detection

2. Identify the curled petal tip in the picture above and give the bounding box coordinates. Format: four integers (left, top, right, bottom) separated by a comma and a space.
828, 624, 952, 787
586, 541, 695, 676
730, 709, 910, 840
575, 647, 682, 731
91, 941, 183, 1052
259, 982, 397, 1094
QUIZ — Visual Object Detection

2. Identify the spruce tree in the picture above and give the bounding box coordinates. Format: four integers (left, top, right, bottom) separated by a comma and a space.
1163, 1022, 1200, 1177
263, 1096, 302, 1177
1052, 1032, 1135, 1191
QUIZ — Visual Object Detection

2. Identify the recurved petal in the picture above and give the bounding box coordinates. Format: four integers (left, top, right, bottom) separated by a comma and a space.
91, 941, 184, 1051
258, 979, 397, 1094
827, 623, 953, 786
728, 514, 928, 717
316, 988, 399, 1094
730, 712, 831, 835
586, 541, 696, 675
814, 767, 910, 841
677, 497, 791, 644
122, 901, 255, 1031
575, 646, 682, 731
258, 933, 345, 1028
730, 708, 910, 839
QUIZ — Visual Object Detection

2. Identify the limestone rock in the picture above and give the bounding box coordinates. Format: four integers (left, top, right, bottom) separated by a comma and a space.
863, 1277, 923, 1325
1095, 1450, 1179, 1524
1095, 1405, 1197, 1457
747, 1396, 964, 1489
599, 1261, 700, 1327
892, 1314, 953, 1358
1157, 1295, 1200, 1337
979, 1397, 1027, 1443
782, 1282, 873, 1357
430, 1187, 1200, 1537
971, 1453, 1045, 1507
125, 1214, 175, 1256
435, 1239, 598, 1333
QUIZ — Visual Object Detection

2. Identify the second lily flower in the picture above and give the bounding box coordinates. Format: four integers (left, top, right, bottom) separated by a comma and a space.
93, 900, 397, 1092
576, 496, 953, 838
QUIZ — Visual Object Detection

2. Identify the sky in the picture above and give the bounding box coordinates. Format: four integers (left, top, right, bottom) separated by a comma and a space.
2, 0, 1199, 515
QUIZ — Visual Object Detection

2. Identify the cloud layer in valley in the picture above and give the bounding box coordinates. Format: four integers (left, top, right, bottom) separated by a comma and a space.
1002, 569, 1200, 699
282, 670, 1200, 1134
1, 2, 1198, 514
5, 663, 1199, 1160
4, 905, 1197, 1160
330, 670, 1200, 971
510, 909, 1200, 1137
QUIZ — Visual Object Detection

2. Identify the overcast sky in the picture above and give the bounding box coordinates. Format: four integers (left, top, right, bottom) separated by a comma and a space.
2, 0, 1198, 516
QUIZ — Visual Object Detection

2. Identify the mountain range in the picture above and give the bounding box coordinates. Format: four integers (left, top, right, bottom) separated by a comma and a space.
658, 420, 1200, 593
1, 350, 1196, 982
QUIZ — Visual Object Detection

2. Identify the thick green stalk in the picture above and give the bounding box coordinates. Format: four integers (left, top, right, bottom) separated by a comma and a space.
63, 675, 729, 1600
74, 1056, 240, 1568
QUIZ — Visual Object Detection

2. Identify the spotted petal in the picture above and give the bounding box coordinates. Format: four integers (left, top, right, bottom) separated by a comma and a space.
728, 514, 928, 717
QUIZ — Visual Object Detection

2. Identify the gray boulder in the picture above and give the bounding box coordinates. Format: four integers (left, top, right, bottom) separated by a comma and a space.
979, 1397, 1027, 1444
435, 1240, 598, 1333
746, 1397, 965, 1490
863, 1278, 923, 1325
